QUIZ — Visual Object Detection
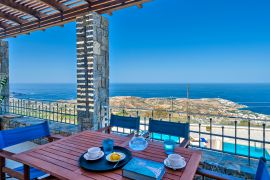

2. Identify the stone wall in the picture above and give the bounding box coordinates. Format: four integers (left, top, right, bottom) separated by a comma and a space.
0, 115, 77, 144
0, 40, 9, 114
76, 12, 109, 131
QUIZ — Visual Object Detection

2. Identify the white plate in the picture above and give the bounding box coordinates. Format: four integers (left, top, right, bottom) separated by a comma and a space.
106, 152, 126, 162
84, 151, 104, 161
164, 158, 186, 170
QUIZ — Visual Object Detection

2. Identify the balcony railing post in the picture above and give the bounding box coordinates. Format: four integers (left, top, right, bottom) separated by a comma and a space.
69, 108, 71, 124
21, 99, 23, 115
45, 105, 47, 120
60, 107, 63, 123
210, 118, 212, 149
74, 105, 76, 124
199, 123, 201, 148
56, 103, 59, 122
16, 99, 18, 114
53, 107, 55, 121
38, 105, 41, 119
41, 102, 44, 119
246, 121, 250, 165
222, 126, 224, 152
263, 123, 266, 159
234, 120, 237, 155
12, 98, 14, 113
35, 101, 38, 117
49, 102, 51, 120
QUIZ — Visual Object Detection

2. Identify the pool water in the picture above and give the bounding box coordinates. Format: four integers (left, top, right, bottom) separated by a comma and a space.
151, 133, 270, 160
223, 142, 270, 160
151, 133, 180, 142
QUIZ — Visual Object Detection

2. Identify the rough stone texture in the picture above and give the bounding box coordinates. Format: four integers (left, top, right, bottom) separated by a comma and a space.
0, 115, 77, 144
76, 12, 109, 132
0, 40, 9, 114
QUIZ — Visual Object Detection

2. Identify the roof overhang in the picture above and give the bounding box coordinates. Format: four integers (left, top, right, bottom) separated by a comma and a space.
0, 0, 151, 39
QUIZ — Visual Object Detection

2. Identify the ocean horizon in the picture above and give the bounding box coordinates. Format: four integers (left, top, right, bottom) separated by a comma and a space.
10, 83, 270, 115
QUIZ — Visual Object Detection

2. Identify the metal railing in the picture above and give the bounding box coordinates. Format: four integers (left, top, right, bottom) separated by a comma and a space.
0, 73, 8, 114
106, 106, 270, 163
2, 96, 270, 163
2, 98, 77, 124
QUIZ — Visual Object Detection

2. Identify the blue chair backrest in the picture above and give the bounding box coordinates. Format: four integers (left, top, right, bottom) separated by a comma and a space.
255, 157, 270, 180
149, 119, 189, 139
0, 121, 50, 149
110, 114, 140, 131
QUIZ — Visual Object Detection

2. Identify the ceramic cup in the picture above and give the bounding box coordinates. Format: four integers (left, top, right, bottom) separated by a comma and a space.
87, 147, 101, 158
168, 154, 185, 167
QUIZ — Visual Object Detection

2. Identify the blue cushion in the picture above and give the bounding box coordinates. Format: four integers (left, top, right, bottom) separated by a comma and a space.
14, 166, 46, 180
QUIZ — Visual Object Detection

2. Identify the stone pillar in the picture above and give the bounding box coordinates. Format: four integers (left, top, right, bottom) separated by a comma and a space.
76, 12, 109, 131
0, 40, 9, 114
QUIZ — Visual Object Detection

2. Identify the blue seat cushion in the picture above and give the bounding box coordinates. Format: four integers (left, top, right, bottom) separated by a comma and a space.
13, 166, 47, 180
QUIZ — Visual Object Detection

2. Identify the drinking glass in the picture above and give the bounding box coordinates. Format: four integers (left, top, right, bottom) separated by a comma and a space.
164, 140, 175, 154
102, 138, 114, 154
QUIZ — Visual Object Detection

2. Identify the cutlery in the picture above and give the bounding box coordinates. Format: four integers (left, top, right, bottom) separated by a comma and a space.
113, 160, 120, 168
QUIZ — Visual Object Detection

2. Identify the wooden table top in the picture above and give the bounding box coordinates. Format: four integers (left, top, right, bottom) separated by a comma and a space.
13, 131, 201, 180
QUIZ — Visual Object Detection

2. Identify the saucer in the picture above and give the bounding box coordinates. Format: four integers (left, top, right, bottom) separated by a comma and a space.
164, 158, 186, 170
84, 151, 104, 161
106, 152, 126, 162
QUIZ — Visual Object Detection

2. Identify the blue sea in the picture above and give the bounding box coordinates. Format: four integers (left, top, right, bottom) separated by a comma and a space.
10, 83, 270, 115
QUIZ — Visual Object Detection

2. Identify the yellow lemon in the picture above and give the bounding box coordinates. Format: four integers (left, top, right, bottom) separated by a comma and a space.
110, 153, 121, 161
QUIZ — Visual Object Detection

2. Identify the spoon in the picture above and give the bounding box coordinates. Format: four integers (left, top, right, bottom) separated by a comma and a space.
113, 160, 120, 168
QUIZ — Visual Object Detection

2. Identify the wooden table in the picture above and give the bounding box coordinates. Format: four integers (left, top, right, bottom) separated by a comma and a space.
13, 131, 201, 180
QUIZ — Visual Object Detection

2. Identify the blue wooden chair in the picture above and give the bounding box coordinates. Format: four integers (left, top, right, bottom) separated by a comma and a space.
196, 157, 270, 180
147, 118, 190, 148
0, 121, 61, 180
255, 157, 270, 180
98, 114, 140, 137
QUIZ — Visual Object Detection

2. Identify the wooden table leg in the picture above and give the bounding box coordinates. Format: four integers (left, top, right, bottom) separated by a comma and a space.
23, 164, 30, 180
0, 157, 5, 180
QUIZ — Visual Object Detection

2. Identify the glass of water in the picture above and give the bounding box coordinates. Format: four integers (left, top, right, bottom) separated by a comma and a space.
102, 138, 114, 154
164, 140, 175, 155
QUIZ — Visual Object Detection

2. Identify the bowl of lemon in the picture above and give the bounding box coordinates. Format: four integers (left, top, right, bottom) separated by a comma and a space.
106, 152, 126, 162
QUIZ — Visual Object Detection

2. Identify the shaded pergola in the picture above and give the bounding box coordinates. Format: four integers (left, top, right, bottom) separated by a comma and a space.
0, 0, 151, 131
0, 0, 150, 39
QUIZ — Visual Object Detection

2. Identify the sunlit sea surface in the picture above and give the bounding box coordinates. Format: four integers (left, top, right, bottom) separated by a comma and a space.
10, 83, 270, 115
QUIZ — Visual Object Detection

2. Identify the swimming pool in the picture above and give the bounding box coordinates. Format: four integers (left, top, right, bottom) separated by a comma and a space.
223, 142, 270, 160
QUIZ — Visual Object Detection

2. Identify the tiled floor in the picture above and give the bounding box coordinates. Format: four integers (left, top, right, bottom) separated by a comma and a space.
4, 141, 38, 169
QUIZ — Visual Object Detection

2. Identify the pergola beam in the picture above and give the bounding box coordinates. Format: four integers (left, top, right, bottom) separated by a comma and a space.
0, 0, 151, 39
0, 0, 42, 18
36, 0, 69, 12
0, 10, 26, 24
0, 21, 10, 29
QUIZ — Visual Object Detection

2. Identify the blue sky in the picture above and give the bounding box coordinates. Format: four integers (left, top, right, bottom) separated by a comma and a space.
7, 0, 270, 84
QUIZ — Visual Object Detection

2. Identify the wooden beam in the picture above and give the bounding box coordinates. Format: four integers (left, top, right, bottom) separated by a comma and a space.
0, 10, 26, 24
0, 21, 10, 29
0, 0, 42, 18
37, 0, 69, 12
84, 0, 93, 5
137, 4, 143, 8
0, 0, 152, 39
